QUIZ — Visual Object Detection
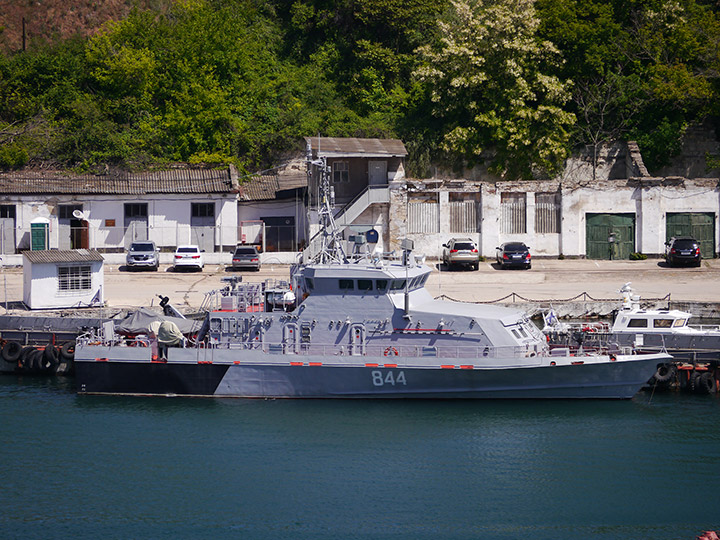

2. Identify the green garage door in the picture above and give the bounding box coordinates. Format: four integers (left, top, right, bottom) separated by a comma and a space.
666, 212, 715, 258
586, 213, 635, 260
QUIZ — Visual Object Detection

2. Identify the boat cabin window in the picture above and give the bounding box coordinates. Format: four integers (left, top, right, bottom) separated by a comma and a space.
672, 319, 687, 328
511, 329, 521, 338
518, 327, 528, 338
339, 279, 354, 290
627, 318, 648, 328
305, 277, 314, 290
653, 319, 673, 328
390, 279, 407, 290
409, 276, 422, 289
376, 279, 388, 292
358, 279, 373, 291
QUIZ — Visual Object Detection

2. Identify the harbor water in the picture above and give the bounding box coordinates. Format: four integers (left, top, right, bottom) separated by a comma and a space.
2, 376, 719, 540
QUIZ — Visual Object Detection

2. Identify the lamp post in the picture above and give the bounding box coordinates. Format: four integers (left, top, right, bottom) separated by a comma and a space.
608, 232, 616, 261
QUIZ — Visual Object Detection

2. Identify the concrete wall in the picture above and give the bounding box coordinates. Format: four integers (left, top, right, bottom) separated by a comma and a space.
23, 260, 104, 309
386, 177, 720, 259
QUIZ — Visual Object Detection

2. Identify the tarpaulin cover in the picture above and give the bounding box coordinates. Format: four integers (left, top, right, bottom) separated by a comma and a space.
158, 320, 184, 346
113, 308, 200, 335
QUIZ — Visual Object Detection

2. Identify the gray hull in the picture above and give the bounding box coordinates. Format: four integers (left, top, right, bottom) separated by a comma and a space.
75, 345, 667, 399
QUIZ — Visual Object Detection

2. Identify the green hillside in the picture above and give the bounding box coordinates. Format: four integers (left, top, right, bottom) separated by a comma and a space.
1, 0, 718, 178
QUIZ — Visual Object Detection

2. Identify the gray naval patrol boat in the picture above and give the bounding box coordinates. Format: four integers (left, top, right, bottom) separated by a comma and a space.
74, 159, 670, 399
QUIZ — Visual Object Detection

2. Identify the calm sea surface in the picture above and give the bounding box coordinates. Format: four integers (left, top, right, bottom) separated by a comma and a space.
1, 376, 718, 540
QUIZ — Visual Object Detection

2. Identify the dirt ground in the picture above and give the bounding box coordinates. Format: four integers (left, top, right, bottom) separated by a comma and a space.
0, 257, 719, 315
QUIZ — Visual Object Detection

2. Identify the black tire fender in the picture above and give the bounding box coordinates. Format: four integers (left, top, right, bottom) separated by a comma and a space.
18, 346, 34, 370
60, 342, 75, 360
44, 345, 59, 367
2, 341, 22, 363
654, 363, 675, 383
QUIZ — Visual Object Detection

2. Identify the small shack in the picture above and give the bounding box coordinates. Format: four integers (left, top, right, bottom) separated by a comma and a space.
23, 249, 104, 309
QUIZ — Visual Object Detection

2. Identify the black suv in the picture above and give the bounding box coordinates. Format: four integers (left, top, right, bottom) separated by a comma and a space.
665, 236, 701, 267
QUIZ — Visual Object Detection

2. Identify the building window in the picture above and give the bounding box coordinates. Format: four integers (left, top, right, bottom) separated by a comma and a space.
501, 193, 526, 234
408, 193, 439, 233
332, 162, 349, 183
59, 204, 82, 220
535, 192, 561, 233
0, 205, 16, 219
191, 203, 215, 218
58, 265, 92, 292
124, 203, 148, 218
449, 193, 480, 233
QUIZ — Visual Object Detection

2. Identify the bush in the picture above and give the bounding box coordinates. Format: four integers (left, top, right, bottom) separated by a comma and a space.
630, 252, 648, 260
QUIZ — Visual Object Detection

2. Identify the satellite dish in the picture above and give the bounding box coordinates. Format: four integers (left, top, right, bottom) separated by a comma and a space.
72, 209, 87, 220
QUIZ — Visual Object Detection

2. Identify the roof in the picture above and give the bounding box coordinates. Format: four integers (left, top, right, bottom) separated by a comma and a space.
240, 171, 307, 201
0, 167, 239, 195
23, 249, 104, 264
304, 137, 407, 158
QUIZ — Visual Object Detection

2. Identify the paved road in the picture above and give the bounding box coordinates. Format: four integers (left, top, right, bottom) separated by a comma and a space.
0, 258, 718, 314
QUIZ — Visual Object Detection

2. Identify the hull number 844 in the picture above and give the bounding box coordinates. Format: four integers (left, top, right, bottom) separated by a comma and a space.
371, 370, 407, 387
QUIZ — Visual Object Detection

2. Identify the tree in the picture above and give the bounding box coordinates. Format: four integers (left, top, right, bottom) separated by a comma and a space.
414, 0, 575, 178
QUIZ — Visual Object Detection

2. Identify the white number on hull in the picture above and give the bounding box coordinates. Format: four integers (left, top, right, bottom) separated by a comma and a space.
371, 370, 407, 386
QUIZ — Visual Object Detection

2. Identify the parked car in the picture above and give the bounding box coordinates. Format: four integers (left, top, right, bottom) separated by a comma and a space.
665, 236, 701, 267
126, 241, 159, 271
442, 238, 480, 270
232, 245, 261, 271
173, 245, 204, 271
496, 242, 532, 269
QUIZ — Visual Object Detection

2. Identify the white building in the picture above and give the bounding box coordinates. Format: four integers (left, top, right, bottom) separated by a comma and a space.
0, 166, 240, 263
23, 249, 104, 309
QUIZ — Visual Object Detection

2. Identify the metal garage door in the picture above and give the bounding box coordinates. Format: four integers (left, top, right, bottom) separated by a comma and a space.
191, 203, 215, 253
586, 213, 635, 260
666, 212, 715, 258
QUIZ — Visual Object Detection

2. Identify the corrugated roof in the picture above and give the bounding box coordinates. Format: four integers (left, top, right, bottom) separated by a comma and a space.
23, 249, 105, 264
304, 137, 407, 157
240, 175, 279, 201
0, 168, 238, 195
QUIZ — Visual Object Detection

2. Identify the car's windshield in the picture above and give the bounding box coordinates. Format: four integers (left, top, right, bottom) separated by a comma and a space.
672, 239, 697, 249
130, 243, 154, 252
234, 248, 256, 255
178, 247, 198, 253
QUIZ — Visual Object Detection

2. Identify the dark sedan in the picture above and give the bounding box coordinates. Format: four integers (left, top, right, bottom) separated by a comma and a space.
665, 237, 701, 267
496, 242, 531, 269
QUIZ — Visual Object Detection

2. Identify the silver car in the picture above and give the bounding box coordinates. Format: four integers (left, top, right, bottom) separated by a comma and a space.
442, 238, 480, 270
126, 241, 159, 271
232, 245, 261, 271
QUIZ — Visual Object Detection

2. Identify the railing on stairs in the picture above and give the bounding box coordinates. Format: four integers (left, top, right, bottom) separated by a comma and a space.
302, 184, 390, 263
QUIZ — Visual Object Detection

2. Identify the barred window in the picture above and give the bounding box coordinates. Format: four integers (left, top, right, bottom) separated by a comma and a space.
191, 203, 214, 218
407, 193, 439, 233
449, 193, 480, 233
332, 162, 349, 183
501, 193, 526, 234
535, 192, 561, 234
58, 265, 92, 292
124, 203, 148, 218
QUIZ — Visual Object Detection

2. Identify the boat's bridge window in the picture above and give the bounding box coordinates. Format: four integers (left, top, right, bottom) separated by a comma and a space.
339, 279, 354, 290
653, 319, 673, 328
672, 319, 687, 328
390, 279, 407, 290
305, 277, 314, 290
627, 318, 648, 328
358, 279, 373, 291
376, 279, 388, 292
511, 329, 521, 338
